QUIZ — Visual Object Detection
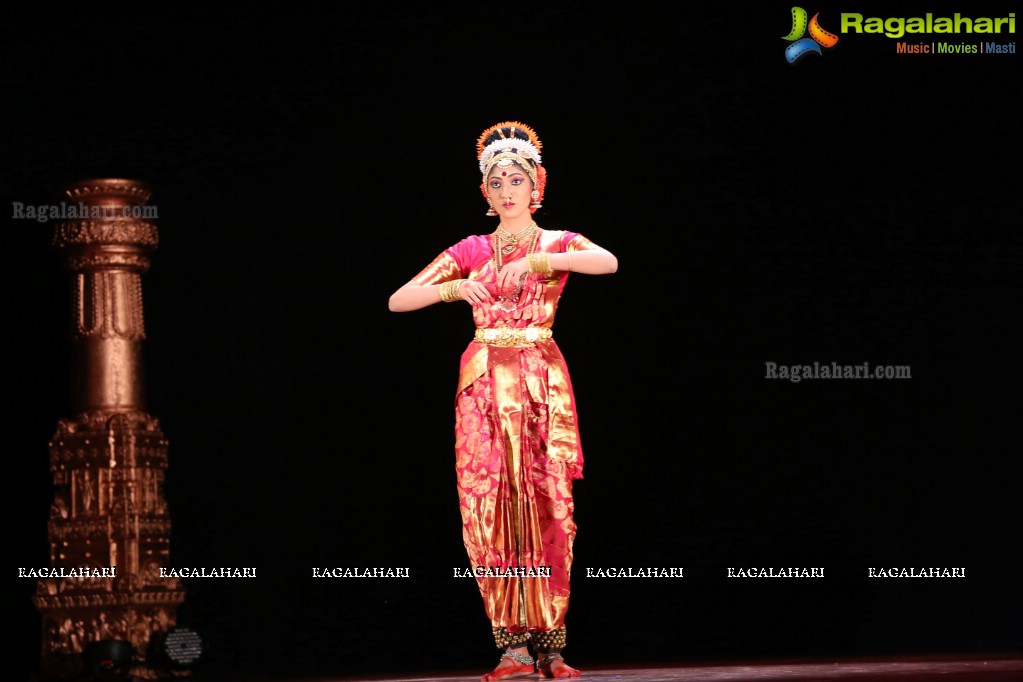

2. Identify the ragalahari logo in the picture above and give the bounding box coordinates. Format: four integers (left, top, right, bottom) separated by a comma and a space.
783, 7, 839, 63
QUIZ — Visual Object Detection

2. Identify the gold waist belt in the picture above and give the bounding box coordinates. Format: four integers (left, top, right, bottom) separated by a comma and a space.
474, 326, 553, 346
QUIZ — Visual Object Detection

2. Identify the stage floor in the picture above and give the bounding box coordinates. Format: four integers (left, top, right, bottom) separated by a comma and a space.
226, 655, 1023, 682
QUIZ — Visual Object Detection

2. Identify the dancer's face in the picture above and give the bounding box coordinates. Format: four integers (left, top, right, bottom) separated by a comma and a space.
486, 162, 534, 221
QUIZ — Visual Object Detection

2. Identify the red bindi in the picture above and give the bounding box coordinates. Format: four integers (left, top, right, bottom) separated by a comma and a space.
501, 171, 507, 176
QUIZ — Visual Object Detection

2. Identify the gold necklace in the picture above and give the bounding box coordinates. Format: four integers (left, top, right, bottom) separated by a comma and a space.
491, 228, 540, 312
494, 221, 538, 255
492, 224, 540, 273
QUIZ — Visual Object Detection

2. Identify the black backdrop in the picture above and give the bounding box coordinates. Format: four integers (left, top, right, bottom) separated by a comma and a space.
5, 3, 1020, 681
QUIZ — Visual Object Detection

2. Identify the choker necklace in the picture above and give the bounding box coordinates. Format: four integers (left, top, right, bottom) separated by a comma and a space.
494, 221, 538, 255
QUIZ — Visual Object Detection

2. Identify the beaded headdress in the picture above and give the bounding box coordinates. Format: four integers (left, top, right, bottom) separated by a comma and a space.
476, 121, 547, 213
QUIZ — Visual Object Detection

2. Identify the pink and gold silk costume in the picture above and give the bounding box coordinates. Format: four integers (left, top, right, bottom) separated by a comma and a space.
411, 228, 603, 634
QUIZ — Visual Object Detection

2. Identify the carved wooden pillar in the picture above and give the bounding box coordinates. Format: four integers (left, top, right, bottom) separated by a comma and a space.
35, 179, 185, 679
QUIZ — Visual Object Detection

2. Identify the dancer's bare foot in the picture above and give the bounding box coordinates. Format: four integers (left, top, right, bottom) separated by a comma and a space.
538, 652, 581, 679
481, 646, 535, 681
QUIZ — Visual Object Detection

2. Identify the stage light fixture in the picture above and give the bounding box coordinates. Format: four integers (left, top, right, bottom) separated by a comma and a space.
149, 627, 204, 674
82, 639, 134, 680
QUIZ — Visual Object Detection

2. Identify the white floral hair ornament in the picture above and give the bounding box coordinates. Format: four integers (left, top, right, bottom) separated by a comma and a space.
478, 138, 542, 174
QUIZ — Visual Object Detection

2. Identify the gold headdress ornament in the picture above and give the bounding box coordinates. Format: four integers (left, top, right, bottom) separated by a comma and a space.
477, 121, 547, 214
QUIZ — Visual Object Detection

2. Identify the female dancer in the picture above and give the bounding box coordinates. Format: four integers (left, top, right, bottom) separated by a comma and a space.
389, 121, 617, 680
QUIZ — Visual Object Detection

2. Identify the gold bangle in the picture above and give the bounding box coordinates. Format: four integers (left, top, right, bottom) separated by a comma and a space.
527, 252, 552, 276
440, 279, 466, 303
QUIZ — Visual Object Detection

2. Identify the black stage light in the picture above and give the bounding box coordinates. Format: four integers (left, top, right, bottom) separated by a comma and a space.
148, 627, 204, 675
82, 639, 134, 680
